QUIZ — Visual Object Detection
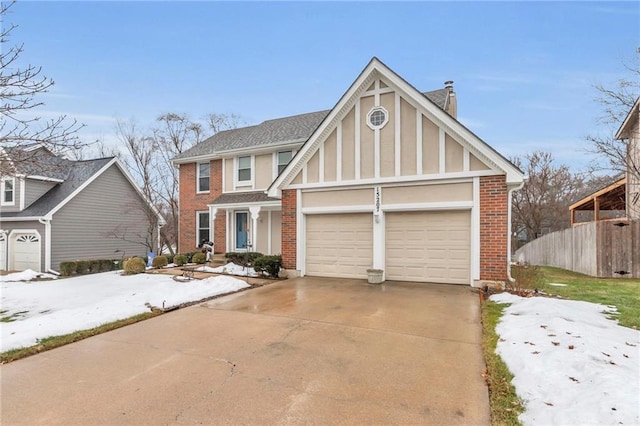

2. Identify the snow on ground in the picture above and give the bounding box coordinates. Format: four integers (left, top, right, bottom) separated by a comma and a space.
194, 262, 258, 277
0, 271, 249, 352
2, 269, 58, 282
490, 292, 640, 425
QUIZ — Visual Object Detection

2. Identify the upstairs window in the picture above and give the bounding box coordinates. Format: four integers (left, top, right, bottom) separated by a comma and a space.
277, 151, 293, 175
237, 156, 251, 183
197, 163, 210, 192
1, 177, 14, 205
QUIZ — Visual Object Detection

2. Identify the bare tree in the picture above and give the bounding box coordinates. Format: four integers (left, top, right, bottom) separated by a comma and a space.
586, 56, 640, 180
512, 151, 585, 245
205, 113, 246, 135
0, 1, 84, 166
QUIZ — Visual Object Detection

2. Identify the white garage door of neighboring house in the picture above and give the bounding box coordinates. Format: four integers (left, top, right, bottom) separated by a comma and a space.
386, 211, 470, 285
306, 213, 373, 279
0, 232, 6, 271
10, 232, 41, 272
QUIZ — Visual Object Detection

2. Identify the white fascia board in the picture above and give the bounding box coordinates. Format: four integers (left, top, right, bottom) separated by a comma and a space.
24, 175, 65, 183
615, 96, 639, 140
0, 216, 45, 222
172, 140, 306, 165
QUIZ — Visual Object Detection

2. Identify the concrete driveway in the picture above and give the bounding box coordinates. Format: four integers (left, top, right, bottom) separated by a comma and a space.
1, 277, 490, 425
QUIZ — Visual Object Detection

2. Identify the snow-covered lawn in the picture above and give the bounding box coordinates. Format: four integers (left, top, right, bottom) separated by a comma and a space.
1, 270, 249, 352
491, 293, 640, 425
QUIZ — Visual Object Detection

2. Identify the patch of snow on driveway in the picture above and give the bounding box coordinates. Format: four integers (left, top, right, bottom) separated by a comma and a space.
490, 292, 640, 425
1, 269, 58, 282
0, 271, 249, 352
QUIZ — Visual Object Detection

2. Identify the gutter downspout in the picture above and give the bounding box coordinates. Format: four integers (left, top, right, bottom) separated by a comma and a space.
38, 217, 59, 275
506, 181, 525, 283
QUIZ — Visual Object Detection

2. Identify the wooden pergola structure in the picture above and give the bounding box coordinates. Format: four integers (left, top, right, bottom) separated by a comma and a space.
569, 177, 626, 225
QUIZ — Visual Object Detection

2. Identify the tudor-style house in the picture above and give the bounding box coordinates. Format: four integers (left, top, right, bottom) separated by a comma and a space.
173, 58, 524, 286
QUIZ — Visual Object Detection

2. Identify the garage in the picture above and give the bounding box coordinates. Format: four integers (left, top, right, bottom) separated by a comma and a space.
305, 213, 373, 279
386, 210, 470, 284
10, 232, 41, 272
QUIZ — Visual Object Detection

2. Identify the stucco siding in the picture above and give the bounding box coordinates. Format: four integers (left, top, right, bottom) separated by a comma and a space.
302, 188, 372, 208
360, 95, 375, 179
224, 158, 234, 192
400, 98, 417, 176
24, 179, 57, 208
445, 134, 464, 173
324, 129, 337, 182
51, 165, 154, 270
254, 153, 272, 190
380, 93, 395, 178
341, 109, 356, 180
256, 214, 269, 254
270, 210, 282, 254
306, 151, 320, 183
470, 154, 490, 171
383, 182, 472, 204
422, 115, 439, 174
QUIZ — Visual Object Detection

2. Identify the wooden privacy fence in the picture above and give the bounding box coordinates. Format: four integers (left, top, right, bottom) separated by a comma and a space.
515, 219, 639, 278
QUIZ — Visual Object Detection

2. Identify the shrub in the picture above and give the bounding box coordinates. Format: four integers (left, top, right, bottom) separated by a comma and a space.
100, 259, 114, 272
508, 263, 544, 294
89, 260, 101, 274
192, 252, 206, 264
59, 261, 77, 276
225, 251, 264, 267
164, 254, 174, 264
75, 260, 91, 275
123, 257, 146, 275
181, 252, 196, 262
152, 255, 168, 269
174, 254, 188, 266
253, 255, 282, 278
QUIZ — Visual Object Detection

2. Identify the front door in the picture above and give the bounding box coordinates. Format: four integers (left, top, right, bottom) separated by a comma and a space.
235, 212, 249, 250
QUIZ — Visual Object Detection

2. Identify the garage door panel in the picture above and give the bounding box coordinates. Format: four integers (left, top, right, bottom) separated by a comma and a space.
386, 211, 470, 285
306, 214, 373, 279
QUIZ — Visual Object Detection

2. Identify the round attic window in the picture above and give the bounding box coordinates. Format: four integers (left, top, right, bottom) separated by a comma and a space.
367, 107, 389, 130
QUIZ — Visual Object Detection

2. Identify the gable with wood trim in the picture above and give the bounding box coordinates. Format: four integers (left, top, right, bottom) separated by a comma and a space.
269, 57, 524, 286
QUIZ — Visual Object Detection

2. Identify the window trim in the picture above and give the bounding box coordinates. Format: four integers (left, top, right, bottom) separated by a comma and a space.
366, 106, 389, 130
196, 162, 210, 194
196, 210, 211, 246
1, 177, 15, 206
235, 155, 254, 188
276, 150, 293, 176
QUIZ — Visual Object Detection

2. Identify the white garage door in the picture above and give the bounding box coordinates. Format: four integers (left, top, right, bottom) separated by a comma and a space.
386, 211, 470, 284
10, 233, 41, 272
306, 213, 373, 279
0, 232, 6, 271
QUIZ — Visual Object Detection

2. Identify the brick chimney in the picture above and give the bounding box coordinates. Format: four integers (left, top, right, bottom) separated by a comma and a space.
444, 81, 457, 119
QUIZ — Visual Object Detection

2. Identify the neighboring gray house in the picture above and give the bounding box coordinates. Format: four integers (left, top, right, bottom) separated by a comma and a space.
0, 145, 165, 273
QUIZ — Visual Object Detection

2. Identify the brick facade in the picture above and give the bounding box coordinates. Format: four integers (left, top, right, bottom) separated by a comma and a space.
479, 175, 509, 281
178, 160, 226, 254
281, 189, 297, 269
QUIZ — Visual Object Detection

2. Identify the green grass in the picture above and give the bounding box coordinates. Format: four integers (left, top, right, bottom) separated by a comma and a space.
539, 267, 640, 329
1, 311, 160, 364
481, 299, 524, 425
482, 266, 640, 424
1, 310, 29, 323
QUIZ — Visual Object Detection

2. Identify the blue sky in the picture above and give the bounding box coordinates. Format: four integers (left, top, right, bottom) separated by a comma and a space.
9, 1, 640, 171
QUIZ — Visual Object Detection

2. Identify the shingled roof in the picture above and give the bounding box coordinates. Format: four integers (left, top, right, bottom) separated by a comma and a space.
173, 88, 451, 162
